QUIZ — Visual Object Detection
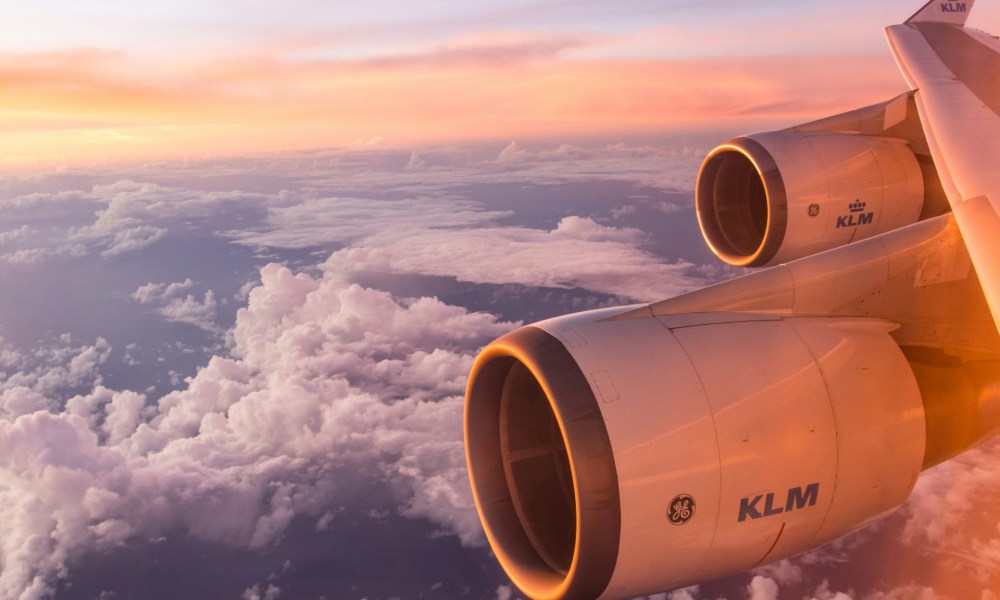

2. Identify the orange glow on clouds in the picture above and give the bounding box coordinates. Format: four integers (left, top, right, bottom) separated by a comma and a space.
0, 43, 903, 167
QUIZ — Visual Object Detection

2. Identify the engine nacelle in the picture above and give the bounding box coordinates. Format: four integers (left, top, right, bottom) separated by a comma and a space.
465, 308, 925, 600
696, 131, 924, 267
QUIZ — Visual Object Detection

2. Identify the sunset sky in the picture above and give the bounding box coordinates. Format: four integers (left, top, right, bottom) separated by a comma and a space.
4, 0, 1000, 166
1, 3, 1000, 600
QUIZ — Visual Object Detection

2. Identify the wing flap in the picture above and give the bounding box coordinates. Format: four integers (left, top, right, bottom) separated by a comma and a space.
887, 19, 1000, 329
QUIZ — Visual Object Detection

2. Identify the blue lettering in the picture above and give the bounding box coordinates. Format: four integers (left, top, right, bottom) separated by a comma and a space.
836, 212, 874, 228
738, 495, 762, 522
738, 483, 821, 522
785, 482, 820, 511
763, 492, 784, 517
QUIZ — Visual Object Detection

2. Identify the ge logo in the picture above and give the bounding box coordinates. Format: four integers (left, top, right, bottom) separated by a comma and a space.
808, 204, 820, 217
667, 494, 695, 525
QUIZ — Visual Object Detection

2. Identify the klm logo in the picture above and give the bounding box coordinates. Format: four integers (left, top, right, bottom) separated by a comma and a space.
941, 1, 967, 12
836, 200, 873, 229
738, 483, 819, 522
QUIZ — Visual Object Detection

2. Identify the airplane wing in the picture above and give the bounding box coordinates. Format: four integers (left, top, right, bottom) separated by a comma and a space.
465, 3, 1000, 600
886, 0, 1000, 329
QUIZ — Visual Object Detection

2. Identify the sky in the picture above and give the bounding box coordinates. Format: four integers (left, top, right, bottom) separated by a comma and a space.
0, 2, 999, 600
1, 0, 998, 167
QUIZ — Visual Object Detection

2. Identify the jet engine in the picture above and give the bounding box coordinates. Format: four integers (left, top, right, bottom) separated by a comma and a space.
466, 308, 925, 600
696, 131, 925, 267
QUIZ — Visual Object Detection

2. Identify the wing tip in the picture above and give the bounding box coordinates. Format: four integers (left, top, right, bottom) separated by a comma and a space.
905, 0, 975, 25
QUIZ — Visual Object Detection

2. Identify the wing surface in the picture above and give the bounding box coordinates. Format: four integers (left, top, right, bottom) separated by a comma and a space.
886, 3, 1000, 329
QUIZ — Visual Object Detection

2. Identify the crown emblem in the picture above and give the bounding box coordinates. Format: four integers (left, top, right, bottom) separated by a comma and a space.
849, 200, 866, 213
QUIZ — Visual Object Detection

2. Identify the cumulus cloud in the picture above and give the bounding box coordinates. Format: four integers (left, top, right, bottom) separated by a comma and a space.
668, 587, 700, 600
747, 575, 779, 600
0, 335, 111, 406
809, 580, 854, 600
753, 559, 805, 587
132, 279, 195, 304
897, 438, 1000, 588
0, 261, 514, 598
132, 279, 220, 333
242, 583, 281, 600
864, 584, 940, 600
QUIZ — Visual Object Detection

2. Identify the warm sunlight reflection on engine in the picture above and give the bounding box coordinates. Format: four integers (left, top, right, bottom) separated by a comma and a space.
500, 361, 577, 574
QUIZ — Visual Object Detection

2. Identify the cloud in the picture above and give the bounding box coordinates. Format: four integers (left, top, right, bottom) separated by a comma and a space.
85, 181, 269, 231
222, 142, 705, 255
551, 215, 642, 243
864, 584, 940, 600
0, 181, 272, 263
728, 436, 1000, 600
747, 575, 779, 600
0, 335, 111, 404
132, 279, 220, 333
157, 291, 219, 331
242, 583, 281, 600
362, 30, 600, 68
132, 279, 196, 304
497, 140, 530, 163
228, 195, 508, 250
810, 580, 854, 600
100, 225, 168, 256
323, 216, 702, 302
897, 438, 1000, 587
667, 586, 700, 600
754, 559, 805, 587
2, 139, 708, 270
495, 584, 515, 600
0, 141, 721, 596
0, 225, 34, 244
0, 261, 515, 598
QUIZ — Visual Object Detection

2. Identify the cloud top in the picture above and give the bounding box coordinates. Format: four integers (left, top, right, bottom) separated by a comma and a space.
0, 262, 515, 598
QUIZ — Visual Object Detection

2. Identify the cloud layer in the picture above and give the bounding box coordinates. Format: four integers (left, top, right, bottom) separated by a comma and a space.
0, 262, 513, 598
323, 215, 701, 301
1, 140, 996, 599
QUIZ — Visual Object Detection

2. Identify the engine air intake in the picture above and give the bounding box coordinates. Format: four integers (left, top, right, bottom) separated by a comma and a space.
499, 360, 576, 574
696, 146, 776, 264
465, 326, 621, 600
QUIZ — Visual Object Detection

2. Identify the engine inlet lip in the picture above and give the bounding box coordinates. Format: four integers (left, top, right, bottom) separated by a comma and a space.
465, 326, 621, 600
696, 137, 788, 267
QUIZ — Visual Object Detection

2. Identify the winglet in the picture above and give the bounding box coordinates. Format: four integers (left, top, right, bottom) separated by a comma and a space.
905, 0, 975, 25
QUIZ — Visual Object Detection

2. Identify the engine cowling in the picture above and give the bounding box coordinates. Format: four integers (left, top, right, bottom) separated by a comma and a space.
465, 308, 925, 600
696, 132, 924, 267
